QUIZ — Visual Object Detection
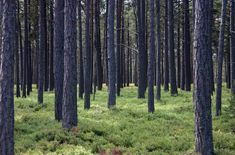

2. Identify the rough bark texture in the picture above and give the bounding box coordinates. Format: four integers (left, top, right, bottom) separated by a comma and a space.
168, 0, 178, 95
137, 0, 147, 98
54, 0, 64, 121
107, 0, 116, 108
156, 0, 161, 100
148, 0, 155, 113
230, 0, 235, 94
23, 0, 28, 97
216, 0, 227, 116
84, 0, 91, 109
62, 0, 78, 129
38, 0, 46, 103
0, 0, 16, 154
194, 0, 214, 154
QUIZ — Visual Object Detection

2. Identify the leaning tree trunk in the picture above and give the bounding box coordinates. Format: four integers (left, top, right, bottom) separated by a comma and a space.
194, 0, 214, 154
62, 0, 78, 129
0, 0, 16, 154
216, 0, 228, 116
54, 0, 64, 121
38, 0, 46, 103
107, 0, 116, 108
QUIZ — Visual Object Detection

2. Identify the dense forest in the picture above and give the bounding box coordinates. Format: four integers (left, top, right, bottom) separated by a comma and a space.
0, 0, 235, 154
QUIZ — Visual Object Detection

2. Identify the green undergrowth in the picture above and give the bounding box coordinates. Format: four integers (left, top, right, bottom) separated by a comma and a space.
14, 85, 235, 155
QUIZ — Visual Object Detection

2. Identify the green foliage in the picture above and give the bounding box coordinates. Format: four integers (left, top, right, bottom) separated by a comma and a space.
15, 85, 235, 155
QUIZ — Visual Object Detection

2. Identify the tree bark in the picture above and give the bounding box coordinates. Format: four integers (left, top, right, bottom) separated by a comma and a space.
54, 0, 64, 121
0, 0, 16, 153
107, 0, 116, 108
230, 0, 235, 94
62, 0, 78, 129
194, 0, 214, 154
156, 0, 161, 100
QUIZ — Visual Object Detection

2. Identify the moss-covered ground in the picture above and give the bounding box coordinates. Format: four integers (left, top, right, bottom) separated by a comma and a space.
15, 85, 235, 155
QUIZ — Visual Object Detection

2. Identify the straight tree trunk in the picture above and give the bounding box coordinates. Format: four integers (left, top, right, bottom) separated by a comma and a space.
54, 0, 64, 121
94, 0, 103, 91
38, 0, 46, 103
137, 0, 147, 98
62, 0, 78, 129
216, 0, 228, 116
23, 0, 28, 98
164, 0, 169, 91
107, 0, 116, 108
183, 0, 191, 91
49, 0, 54, 91
168, 0, 178, 95
16, 0, 21, 97
0, 0, 16, 153
194, 0, 214, 154
230, 0, 235, 94
84, 0, 92, 109
78, 0, 84, 98
148, 0, 155, 113
156, 0, 161, 100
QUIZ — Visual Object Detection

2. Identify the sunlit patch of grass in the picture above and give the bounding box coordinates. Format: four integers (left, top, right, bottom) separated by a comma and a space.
14, 84, 235, 154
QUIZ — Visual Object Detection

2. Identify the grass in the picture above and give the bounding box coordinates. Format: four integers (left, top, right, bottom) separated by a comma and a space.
14, 85, 235, 155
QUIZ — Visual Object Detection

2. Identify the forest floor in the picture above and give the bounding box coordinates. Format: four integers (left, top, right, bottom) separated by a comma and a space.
15, 85, 235, 155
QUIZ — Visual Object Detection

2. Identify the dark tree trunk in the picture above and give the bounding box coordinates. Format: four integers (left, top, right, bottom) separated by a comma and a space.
49, 0, 54, 91
168, 0, 178, 95
16, 0, 21, 97
107, 0, 116, 108
0, 0, 2, 65
148, 0, 155, 113
54, 0, 64, 121
44, 7, 49, 92
94, 0, 103, 91
23, 0, 28, 98
230, 0, 235, 94
183, 0, 191, 91
62, 0, 78, 129
127, 18, 130, 86
38, 0, 46, 103
84, 0, 92, 109
164, 0, 169, 91
226, 14, 231, 89
194, 0, 214, 154
216, 0, 228, 116
27, 0, 32, 95
177, 3, 181, 89
156, 0, 161, 100
116, 0, 123, 96
78, 0, 84, 98
137, 0, 147, 98
0, 0, 16, 153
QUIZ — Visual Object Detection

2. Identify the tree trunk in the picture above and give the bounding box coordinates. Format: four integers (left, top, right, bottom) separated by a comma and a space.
148, 0, 155, 112
230, 0, 235, 94
156, 0, 161, 100
84, 0, 92, 109
194, 0, 214, 154
216, 0, 228, 116
107, 0, 116, 108
0, 0, 16, 153
168, 0, 178, 95
183, 0, 191, 91
94, 0, 103, 91
62, 0, 78, 129
38, 0, 46, 103
54, 0, 64, 121
164, 0, 169, 91
49, 0, 54, 91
